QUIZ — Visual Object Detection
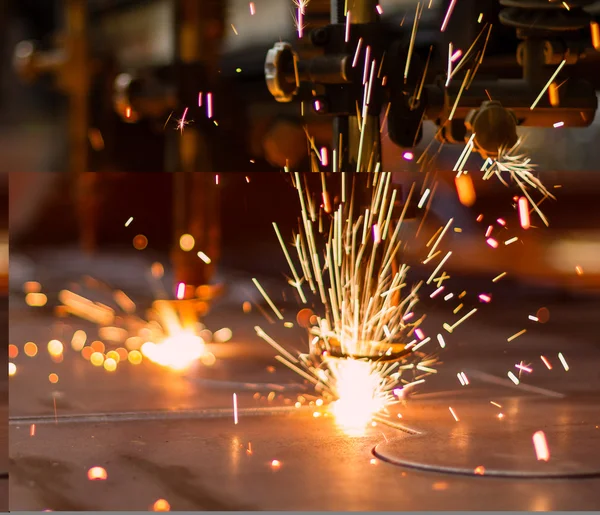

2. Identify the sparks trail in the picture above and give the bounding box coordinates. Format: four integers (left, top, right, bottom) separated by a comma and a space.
255, 172, 481, 433
54, 272, 231, 372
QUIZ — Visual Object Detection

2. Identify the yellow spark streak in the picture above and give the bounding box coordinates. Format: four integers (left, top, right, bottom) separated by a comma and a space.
437, 334, 446, 348
255, 326, 299, 363
404, 2, 422, 81
428, 219, 453, 258
273, 223, 307, 303
492, 272, 507, 282
252, 279, 284, 320
448, 406, 460, 421
448, 70, 471, 121
125, 217, 133, 227
427, 251, 452, 285
490, 401, 502, 408
507, 329, 526, 342
530, 60, 566, 110
443, 308, 477, 333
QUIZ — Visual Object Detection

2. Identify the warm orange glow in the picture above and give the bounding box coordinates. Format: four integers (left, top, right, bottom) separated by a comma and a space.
90, 352, 105, 367
328, 359, 387, 436
91, 341, 105, 353
141, 332, 206, 370
23, 281, 42, 293
518, 197, 531, 230
271, 460, 282, 469
133, 234, 148, 250
48, 373, 59, 384
179, 234, 196, 251
47, 340, 64, 357
87, 466, 108, 480
116, 347, 128, 361
8, 344, 18, 359
151, 262, 165, 279
81, 347, 94, 360
104, 358, 117, 372
591, 22, 600, 50
71, 330, 87, 351
152, 499, 171, 512
455, 174, 476, 207
106, 350, 120, 363
26, 292, 48, 307
24, 342, 38, 357
548, 83, 560, 107
128, 350, 143, 365
533, 430, 550, 461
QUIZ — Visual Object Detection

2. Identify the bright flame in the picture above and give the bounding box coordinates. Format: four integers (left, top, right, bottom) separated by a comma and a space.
141, 332, 206, 371
328, 359, 388, 436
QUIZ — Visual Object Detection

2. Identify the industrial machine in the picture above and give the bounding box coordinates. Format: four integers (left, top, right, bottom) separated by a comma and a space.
264, 0, 600, 170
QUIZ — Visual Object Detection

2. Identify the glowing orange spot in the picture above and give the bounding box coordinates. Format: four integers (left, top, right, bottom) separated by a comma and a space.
30, 424, 36, 436
90, 352, 104, 367
518, 197, 531, 230
533, 430, 550, 461
433, 482, 449, 491
48, 373, 59, 384
106, 350, 120, 363
26, 292, 48, 307
242, 301, 252, 313
455, 174, 476, 207
592, 22, 600, 50
179, 234, 195, 252
271, 460, 281, 469
116, 347, 128, 361
71, 330, 87, 351
87, 466, 108, 480
91, 340, 105, 353
128, 350, 143, 365
474, 466, 486, 475
133, 234, 148, 250
296, 308, 314, 328
152, 499, 171, 512
8, 344, 18, 358
548, 83, 560, 107
23, 281, 42, 293
104, 358, 117, 372
24, 342, 38, 357
575, 265, 584, 276
47, 340, 64, 357
151, 262, 164, 279
81, 346, 94, 360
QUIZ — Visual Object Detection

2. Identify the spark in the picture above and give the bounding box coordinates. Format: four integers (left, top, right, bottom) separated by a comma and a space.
176, 282, 185, 300
508, 329, 526, 342
207, 92, 213, 119
490, 401, 502, 408
252, 278, 284, 320
558, 352, 569, 371
437, 334, 446, 348
479, 294, 491, 303
87, 467, 108, 480
541, 355, 553, 370
531, 60, 566, 110
507, 371, 520, 385
449, 406, 460, 422
515, 363, 532, 373
533, 431, 550, 461
518, 197, 531, 229
486, 238, 499, 249
553, 121, 564, 128
592, 22, 600, 50
505, 237, 518, 245
493, 272, 507, 282
233, 393, 239, 424
197, 251, 211, 264
177, 107, 189, 133
249, 2, 256, 15
440, 0, 457, 32
125, 217, 133, 227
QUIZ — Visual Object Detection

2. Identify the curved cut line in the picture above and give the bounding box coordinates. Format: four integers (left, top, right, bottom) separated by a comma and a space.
9, 405, 308, 426
372, 443, 600, 480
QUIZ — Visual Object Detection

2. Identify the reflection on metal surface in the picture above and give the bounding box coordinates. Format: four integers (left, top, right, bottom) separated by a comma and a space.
9, 406, 309, 426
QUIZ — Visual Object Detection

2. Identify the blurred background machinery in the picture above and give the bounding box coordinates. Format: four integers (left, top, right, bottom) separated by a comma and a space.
4, 0, 600, 292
